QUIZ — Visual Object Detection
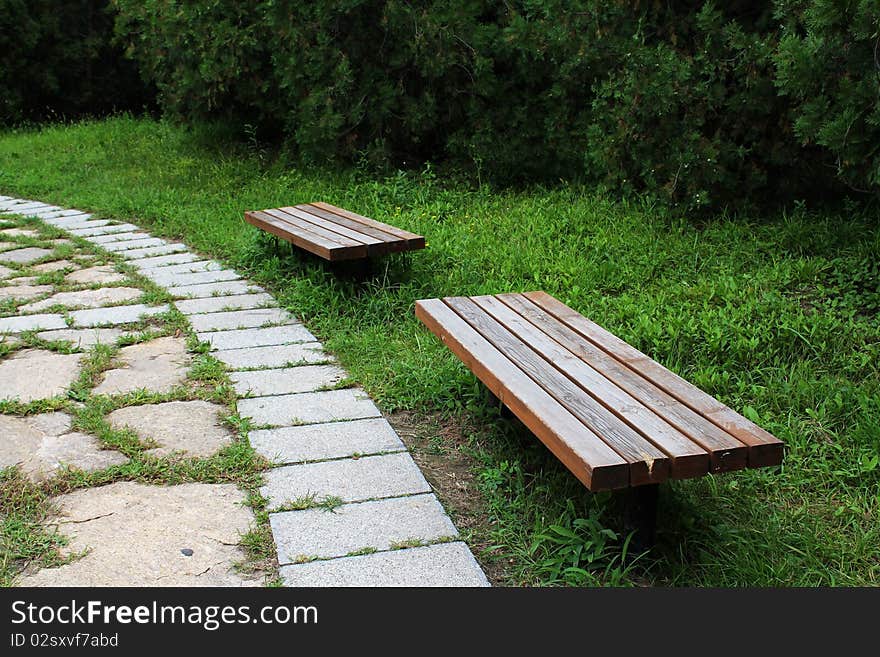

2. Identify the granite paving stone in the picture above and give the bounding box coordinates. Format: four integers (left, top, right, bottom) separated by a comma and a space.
0, 247, 53, 264
197, 324, 316, 351
279, 542, 489, 587
0, 350, 83, 401
65, 265, 127, 285
249, 418, 405, 464
140, 260, 223, 277
0, 313, 67, 332
213, 342, 330, 370
67, 223, 138, 237
44, 214, 94, 226
237, 389, 380, 426
107, 400, 232, 458
187, 307, 292, 332
130, 252, 200, 269
0, 284, 53, 301
31, 259, 75, 273
93, 336, 189, 395
175, 293, 275, 315
261, 452, 431, 508
102, 237, 166, 252
0, 412, 129, 482
0, 265, 14, 278
17, 482, 259, 587
87, 231, 152, 244
167, 280, 259, 299
36, 328, 126, 348
148, 269, 240, 288
21, 286, 142, 312
70, 303, 168, 327
270, 494, 458, 563
231, 364, 345, 396
121, 243, 188, 259
0, 228, 41, 238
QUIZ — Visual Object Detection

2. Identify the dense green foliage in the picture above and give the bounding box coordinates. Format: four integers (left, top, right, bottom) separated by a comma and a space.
1, 117, 878, 585
110, 0, 880, 209
0, 0, 150, 124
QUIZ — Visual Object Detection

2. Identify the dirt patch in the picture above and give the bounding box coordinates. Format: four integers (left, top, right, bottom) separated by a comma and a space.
388, 410, 511, 585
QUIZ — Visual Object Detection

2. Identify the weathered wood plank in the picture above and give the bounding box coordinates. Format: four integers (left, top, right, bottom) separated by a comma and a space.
244, 210, 366, 260
523, 291, 784, 467
415, 298, 630, 491
310, 202, 425, 248
444, 296, 670, 486
473, 294, 710, 479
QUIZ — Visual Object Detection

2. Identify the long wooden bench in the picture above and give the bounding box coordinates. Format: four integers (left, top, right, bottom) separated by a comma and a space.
415, 291, 784, 496
244, 202, 425, 261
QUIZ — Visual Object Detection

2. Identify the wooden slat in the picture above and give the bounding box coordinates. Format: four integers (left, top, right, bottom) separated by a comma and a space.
416, 299, 630, 491
261, 208, 366, 251
444, 296, 670, 486
473, 295, 710, 479
523, 291, 784, 467
244, 211, 367, 261
310, 202, 425, 248
295, 204, 409, 249
277, 206, 386, 249
498, 293, 749, 472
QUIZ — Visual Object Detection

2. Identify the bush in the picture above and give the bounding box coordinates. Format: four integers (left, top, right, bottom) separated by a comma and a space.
108, 1, 880, 210
0, 0, 151, 125
774, 0, 880, 195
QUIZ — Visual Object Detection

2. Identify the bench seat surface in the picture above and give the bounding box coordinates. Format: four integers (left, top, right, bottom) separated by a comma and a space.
244, 202, 425, 261
415, 291, 783, 491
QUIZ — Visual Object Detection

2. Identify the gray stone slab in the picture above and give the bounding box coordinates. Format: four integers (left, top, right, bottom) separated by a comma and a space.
167, 280, 260, 299
66, 223, 138, 237
279, 542, 489, 587
187, 307, 292, 332
0, 247, 53, 264
87, 231, 152, 244
148, 269, 240, 288
140, 260, 223, 277
1, 202, 54, 215
261, 452, 430, 509
44, 214, 94, 226
214, 342, 330, 371
175, 293, 275, 315
0, 228, 41, 238
65, 265, 127, 285
31, 209, 85, 220
0, 413, 128, 482
237, 389, 380, 426
102, 237, 166, 252
249, 418, 405, 464
31, 259, 74, 273
130, 252, 200, 270
70, 303, 169, 327
0, 284, 53, 302
22, 206, 64, 217
231, 364, 345, 396
18, 482, 259, 587
270, 494, 458, 563
21, 287, 142, 312
93, 336, 189, 396
120, 243, 188, 259
0, 313, 67, 332
198, 324, 316, 351
0, 265, 15, 279
0, 350, 83, 402
107, 400, 232, 458
37, 328, 125, 348
50, 219, 106, 231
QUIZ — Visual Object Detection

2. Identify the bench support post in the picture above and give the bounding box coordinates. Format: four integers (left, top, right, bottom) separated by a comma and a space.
622, 484, 659, 552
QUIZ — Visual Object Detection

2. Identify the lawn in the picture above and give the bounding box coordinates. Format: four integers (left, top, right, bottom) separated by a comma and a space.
1, 116, 878, 586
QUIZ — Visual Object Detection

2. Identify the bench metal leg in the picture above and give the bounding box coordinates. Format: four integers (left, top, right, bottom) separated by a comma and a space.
621, 484, 659, 552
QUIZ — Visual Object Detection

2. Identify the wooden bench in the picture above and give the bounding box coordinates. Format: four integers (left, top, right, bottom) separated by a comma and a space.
415, 291, 784, 538
244, 202, 425, 261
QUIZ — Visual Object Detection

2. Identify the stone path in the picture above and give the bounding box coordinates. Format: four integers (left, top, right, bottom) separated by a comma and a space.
0, 195, 488, 587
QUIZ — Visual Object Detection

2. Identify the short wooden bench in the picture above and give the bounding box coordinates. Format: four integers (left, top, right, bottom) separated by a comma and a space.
244, 202, 425, 261
416, 291, 783, 537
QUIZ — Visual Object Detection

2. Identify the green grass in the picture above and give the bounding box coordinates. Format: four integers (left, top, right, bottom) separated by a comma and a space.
1, 115, 878, 586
